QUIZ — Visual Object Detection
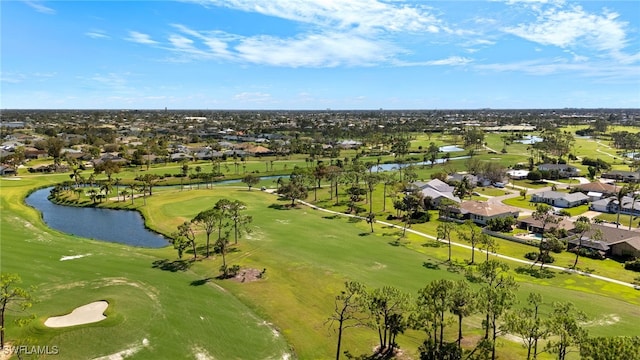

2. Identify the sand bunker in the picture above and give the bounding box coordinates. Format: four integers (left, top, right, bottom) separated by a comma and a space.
44, 301, 108, 328
60, 254, 91, 261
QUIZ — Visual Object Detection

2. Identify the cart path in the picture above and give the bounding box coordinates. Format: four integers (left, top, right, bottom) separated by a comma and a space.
289, 195, 639, 290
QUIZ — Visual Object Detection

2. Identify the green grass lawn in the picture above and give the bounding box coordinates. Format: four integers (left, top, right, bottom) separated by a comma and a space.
136, 187, 640, 358
0, 178, 291, 360
6, 130, 640, 359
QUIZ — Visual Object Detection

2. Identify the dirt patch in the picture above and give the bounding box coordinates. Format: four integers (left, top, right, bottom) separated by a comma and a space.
460, 334, 481, 348
231, 268, 265, 283
192, 346, 215, 360
582, 313, 620, 327
92, 339, 149, 360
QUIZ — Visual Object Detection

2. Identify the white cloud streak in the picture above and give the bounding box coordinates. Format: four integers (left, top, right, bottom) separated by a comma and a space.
86, 30, 110, 39
23, 0, 56, 14
188, 0, 441, 34
125, 31, 159, 45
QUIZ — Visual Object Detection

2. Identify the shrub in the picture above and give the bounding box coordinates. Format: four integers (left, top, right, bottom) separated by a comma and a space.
524, 252, 554, 263
624, 259, 640, 272
410, 211, 431, 224
486, 216, 516, 232
527, 170, 542, 181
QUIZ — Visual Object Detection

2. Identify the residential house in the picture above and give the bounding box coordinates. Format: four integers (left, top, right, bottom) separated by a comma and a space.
590, 195, 640, 216
576, 182, 619, 202
446, 173, 478, 186
506, 169, 529, 180
411, 179, 460, 208
449, 200, 520, 226
601, 170, 640, 183
530, 191, 589, 208
0, 165, 17, 176
517, 216, 576, 233
23, 147, 47, 160
537, 163, 580, 178
572, 224, 640, 259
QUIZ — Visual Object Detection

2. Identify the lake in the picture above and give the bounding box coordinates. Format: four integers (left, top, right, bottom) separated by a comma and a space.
25, 187, 169, 248
374, 156, 471, 171
515, 135, 543, 144
438, 145, 464, 152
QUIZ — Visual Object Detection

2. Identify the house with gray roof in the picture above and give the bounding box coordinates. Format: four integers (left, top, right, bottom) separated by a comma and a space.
530, 191, 589, 208
537, 163, 580, 178
411, 179, 460, 208
571, 224, 640, 259
590, 195, 640, 216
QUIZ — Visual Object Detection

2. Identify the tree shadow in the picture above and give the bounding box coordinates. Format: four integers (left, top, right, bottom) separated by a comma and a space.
190, 277, 213, 286
343, 346, 404, 360
515, 266, 556, 279
388, 238, 408, 247
323, 215, 340, 220
381, 231, 402, 237
359, 232, 372, 237
422, 261, 441, 270
152, 259, 192, 272
268, 203, 290, 210
446, 261, 465, 274
348, 217, 363, 223
421, 241, 442, 248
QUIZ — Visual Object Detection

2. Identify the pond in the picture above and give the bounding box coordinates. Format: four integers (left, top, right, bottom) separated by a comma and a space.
374, 156, 471, 171
25, 187, 169, 248
515, 135, 543, 144
438, 145, 464, 152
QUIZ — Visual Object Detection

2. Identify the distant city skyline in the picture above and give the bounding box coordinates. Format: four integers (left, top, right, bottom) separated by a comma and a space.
2, 0, 639, 110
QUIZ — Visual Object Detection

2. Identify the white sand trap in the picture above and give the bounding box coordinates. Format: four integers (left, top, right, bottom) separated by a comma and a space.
44, 301, 108, 328
60, 253, 91, 261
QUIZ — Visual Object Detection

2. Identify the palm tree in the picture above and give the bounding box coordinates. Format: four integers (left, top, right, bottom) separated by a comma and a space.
114, 177, 122, 201
127, 183, 137, 204
364, 173, 380, 213
120, 189, 129, 202
100, 181, 113, 199
194, 166, 202, 189
613, 184, 631, 228
87, 189, 98, 204
366, 212, 376, 233
627, 184, 640, 230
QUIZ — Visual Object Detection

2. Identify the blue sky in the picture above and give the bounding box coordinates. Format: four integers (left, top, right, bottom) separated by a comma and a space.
2, 0, 639, 109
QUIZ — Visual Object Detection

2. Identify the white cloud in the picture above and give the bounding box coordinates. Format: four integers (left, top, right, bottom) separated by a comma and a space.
189, 0, 441, 34
81, 73, 133, 94
232, 92, 273, 103
86, 30, 110, 39
396, 56, 473, 67
234, 32, 392, 67
126, 31, 159, 45
503, 3, 638, 64
475, 58, 640, 82
162, 25, 395, 67
132, 1, 489, 68
0, 72, 26, 84
23, 0, 56, 14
